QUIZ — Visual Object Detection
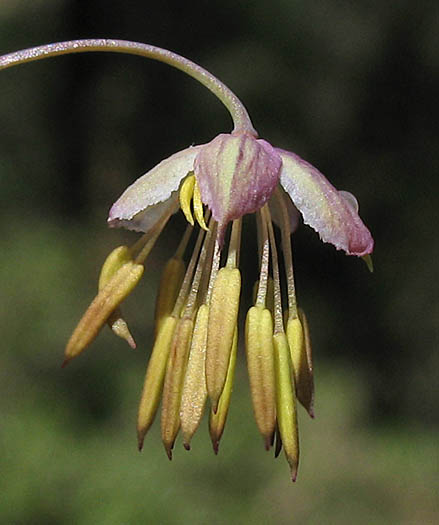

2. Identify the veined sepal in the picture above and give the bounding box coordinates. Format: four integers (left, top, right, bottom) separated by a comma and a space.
195, 133, 282, 240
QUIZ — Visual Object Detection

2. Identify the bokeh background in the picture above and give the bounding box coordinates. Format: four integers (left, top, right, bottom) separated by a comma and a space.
0, 1, 437, 523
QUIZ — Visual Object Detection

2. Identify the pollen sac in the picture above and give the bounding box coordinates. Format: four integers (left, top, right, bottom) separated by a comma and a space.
137, 315, 177, 450
180, 304, 209, 450
286, 312, 314, 417
194, 132, 282, 239
273, 332, 299, 482
98, 245, 136, 348
179, 174, 196, 226
153, 257, 185, 336
209, 327, 238, 454
179, 173, 208, 231
206, 266, 241, 412
98, 245, 132, 287
64, 260, 144, 366
160, 317, 194, 459
299, 309, 315, 416
245, 306, 276, 449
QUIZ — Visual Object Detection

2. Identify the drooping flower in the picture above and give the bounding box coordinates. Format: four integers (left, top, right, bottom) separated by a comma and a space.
65, 129, 373, 480
0, 39, 374, 481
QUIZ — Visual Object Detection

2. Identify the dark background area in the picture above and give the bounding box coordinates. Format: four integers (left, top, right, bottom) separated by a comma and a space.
0, 1, 437, 523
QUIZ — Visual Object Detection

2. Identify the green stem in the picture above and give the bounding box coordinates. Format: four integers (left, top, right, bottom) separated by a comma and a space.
0, 39, 257, 135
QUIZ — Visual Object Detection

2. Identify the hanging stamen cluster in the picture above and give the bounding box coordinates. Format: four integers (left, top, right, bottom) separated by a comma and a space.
62, 183, 314, 481
137, 190, 243, 458
244, 191, 314, 481
63, 209, 173, 366
133, 188, 314, 480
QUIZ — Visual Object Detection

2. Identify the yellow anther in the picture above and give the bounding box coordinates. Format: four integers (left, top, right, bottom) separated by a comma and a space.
273, 332, 299, 482
97, 246, 137, 348
287, 316, 313, 415
179, 174, 195, 226
64, 261, 144, 366
154, 257, 185, 336
209, 327, 237, 454
180, 304, 209, 450
161, 317, 194, 460
298, 308, 314, 417
245, 306, 276, 449
137, 315, 177, 450
206, 266, 241, 412
98, 245, 132, 289
193, 180, 208, 231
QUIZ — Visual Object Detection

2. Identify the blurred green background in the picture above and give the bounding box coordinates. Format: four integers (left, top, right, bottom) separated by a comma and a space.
0, 1, 437, 523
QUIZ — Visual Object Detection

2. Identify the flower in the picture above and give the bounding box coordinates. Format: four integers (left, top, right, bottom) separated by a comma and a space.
64, 129, 373, 481
0, 38, 373, 481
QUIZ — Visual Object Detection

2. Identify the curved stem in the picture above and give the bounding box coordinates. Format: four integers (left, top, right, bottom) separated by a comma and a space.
0, 39, 257, 135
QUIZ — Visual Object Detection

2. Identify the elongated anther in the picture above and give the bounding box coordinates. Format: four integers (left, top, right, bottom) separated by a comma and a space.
98, 245, 137, 347
180, 304, 209, 449
206, 267, 241, 412
287, 315, 313, 417
298, 309, 314, 417
193, 181, 208, 231
63, 261, 144, 366
137, 315, 177, 450
179, 174, 195, 226
273, 332, 299, 482
245, 306, 276, 449
161, 317, 194, 459
98, 246, 132, 288
209, 327, 238, 454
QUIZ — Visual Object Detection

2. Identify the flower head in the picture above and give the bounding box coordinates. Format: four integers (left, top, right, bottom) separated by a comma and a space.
67, 128, 373, 480
0, 39, 373, 482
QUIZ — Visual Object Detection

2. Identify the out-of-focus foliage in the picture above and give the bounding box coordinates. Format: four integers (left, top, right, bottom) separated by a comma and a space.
0, 1, 437, 523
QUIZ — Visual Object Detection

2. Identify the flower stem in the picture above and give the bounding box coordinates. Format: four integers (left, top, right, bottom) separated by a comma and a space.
0, 39, 257, 135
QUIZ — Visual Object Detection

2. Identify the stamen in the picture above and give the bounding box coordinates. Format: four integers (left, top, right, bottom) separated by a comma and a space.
134, 209, 172, 264
255, 210, 270, 308
263, 206, 283, 334
179, 174, 196, 226
226, 218, 242, 268
172, 223, 207, 317
182, 213, 213, 317
209, 327, 238, 454
175, 223, 193, 259
137, 315, 178, 450
198, 222, 218, 304
275, 187, 298, 319
205, 238, 221, 304
180, 303, 209, 449
193, 181, 208, 231
161, 316, 194, 459
205, 222, 242, 411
